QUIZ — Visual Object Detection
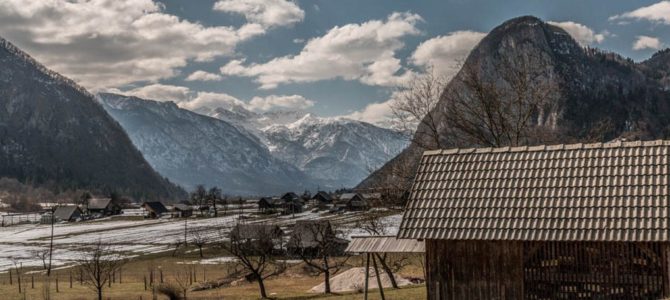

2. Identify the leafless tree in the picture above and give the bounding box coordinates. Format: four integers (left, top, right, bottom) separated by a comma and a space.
77, 240, 126, 300
354, 212, 411, 289
157, 283, 182, 300
391, 69, 450, 150
290, 221, 350, 294
217, 226, 285, 298
172, 270, 192, 300
190, 228, 208, 258
31, 248, 50, 270
440, 50, 561, 148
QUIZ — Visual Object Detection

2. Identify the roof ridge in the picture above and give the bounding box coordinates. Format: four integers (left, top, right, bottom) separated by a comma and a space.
423, 139, 670, 156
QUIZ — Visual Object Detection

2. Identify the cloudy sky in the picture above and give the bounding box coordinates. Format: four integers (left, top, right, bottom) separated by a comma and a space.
1, 0, 669, 126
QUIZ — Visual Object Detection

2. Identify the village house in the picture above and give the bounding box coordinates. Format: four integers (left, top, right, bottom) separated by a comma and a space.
398, 140, 670, 299
257, 197, 283, 213
141, 201, 168, 219
338, 193, 369, 211
280, 192, 300, 202
171, 204, 193, 218
288, 220, 349, 256
52, 205, 83, 222
230, 224, 285, 251
281, 198, 304, 215
311, 191, 332, 209
86, 198, 121, 216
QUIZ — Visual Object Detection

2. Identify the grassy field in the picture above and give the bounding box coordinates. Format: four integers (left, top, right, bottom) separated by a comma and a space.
0, 249, 426, 300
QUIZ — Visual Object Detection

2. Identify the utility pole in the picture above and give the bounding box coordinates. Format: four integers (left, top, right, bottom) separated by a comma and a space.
47, 206, 56, 276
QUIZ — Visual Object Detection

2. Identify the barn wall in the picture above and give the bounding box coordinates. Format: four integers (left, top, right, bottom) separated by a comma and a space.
426, 240, 670, 300
426, 240, 524, 300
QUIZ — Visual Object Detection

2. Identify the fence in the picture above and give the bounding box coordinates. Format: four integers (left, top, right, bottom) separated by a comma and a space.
1, 213, 41, 227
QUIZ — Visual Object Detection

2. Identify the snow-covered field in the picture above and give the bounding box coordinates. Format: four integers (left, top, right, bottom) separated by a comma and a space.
0, 210, 402, 273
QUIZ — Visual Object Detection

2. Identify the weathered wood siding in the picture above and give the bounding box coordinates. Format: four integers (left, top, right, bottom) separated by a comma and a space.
426, 240, 524, 300
426, 240, 670, 300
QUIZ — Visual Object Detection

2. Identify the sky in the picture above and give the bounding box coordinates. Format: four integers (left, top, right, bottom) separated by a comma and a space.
0, 0, 669, 126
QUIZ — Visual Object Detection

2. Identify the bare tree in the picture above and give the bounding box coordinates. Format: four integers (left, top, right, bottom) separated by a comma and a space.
218, 226, 285, 298
290, 221, 350, 294
31, 248, 50, 270
77, 240, 126, 300
391, 69, 450, 150
207, 187, 221, 217
190, 228, 208, 258
172, 270, 192, 300
440, 50, 561, 148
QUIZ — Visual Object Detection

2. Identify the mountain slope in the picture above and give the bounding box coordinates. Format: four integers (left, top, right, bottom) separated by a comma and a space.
201, 107, 408, 189
98, 93, 310, 195
0, 37, 185, 200
361, 16, 670, 189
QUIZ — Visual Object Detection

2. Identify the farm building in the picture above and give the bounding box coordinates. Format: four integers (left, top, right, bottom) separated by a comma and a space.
281, 198, 304, 215
312, 191, 332, 205
280, 192, 300, 202
141, 201, 168, 218
86, 198, 121, 216
171, 204, 193, 218
258, 197, 283, 212
52, 205, 83, 222
339, 193, 369, 211
288, 220, 349, 256
398, 140, 670, 299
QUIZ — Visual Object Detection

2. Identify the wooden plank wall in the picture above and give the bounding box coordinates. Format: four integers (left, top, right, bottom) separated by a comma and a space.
426, 240, 524, 300
426, 240, 670, 300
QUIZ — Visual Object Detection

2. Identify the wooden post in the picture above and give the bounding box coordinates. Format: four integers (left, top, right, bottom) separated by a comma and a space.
9, 267, 12, 285
69, 272, 72, 288
364, 253, 370, 300
372, 254, 386, 300
31, 275, 34, 289
144, 276, 147, 291
16, 268, 21, 293
159, 269, 163, 284
56, 277, 59, 293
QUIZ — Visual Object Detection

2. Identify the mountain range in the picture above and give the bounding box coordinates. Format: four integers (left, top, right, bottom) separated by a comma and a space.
361, 16, 670, 190
99, 94, 408, 195
0, 37, 186, 200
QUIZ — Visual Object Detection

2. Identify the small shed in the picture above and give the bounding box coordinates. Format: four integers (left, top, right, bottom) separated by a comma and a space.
311, 191, 332, 207
258, 197, 282, 212
280, 192, 300, 202
231, 224, 284, 241
172, 204, 193, 218
346, 236, 425, 299
288, 220, 349, 256
281, 199, 304, 215
87, 198, 121, 216
339, 193, 368, 211
52, 205, 83, 222
399, 140, 670, 300
142, 201, 168, 219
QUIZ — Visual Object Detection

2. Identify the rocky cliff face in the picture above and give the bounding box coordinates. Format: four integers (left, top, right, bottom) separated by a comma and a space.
360, 16, 670, 190
0, 37, 186, 200
98, 93, 311, 196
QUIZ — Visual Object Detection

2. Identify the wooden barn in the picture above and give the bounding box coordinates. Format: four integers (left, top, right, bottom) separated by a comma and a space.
142, 201, 168, 219
87, 198, 121, 216
398, 140, 670, 300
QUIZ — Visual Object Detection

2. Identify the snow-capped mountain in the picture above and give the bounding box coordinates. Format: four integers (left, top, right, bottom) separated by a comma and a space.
98, 93, 311, 195
201, 106, 409, 189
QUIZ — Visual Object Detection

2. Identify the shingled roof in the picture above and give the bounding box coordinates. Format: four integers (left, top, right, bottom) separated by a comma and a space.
397, 140, 670, 242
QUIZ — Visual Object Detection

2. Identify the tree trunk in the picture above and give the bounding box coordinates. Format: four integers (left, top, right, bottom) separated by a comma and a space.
376, 254, 398, 289
323, 257, 331, 294
198, 247, 203, 258
257, 276, 267, 299
97, 287, 102, 300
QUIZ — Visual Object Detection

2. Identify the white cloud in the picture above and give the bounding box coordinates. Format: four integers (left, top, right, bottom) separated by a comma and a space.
633, 35, 663, 50
410, 31, 486, 77
0, 0, 277, 90
610, 1, 670, 25
180, 92, 247, 111
117, 84, 313, 112
213, 0, 304, 28
547, 21, 606, 45
185, 70, 223, 81
248, 95, 315, 111
345, 100, 395, 126
124, 84, 193, 102
220, 12, 423, 89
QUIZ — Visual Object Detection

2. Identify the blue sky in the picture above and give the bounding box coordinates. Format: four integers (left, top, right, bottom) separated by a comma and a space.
0, 0, 668, 125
